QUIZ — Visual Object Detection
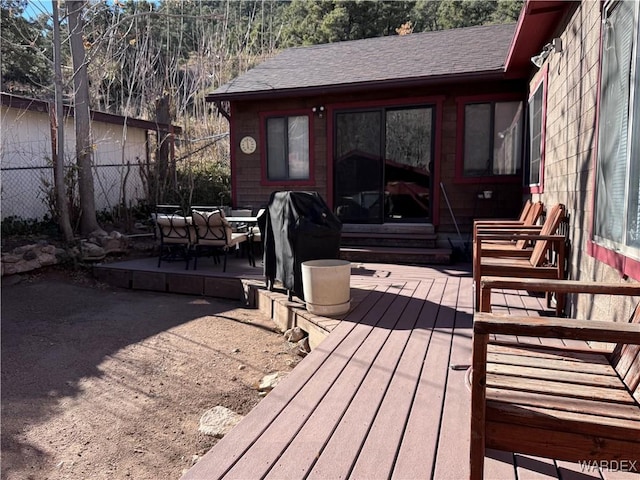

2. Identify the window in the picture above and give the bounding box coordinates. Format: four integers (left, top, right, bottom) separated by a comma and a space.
527, 75, 546, 190
594, 0, 640, 261
265, 115, 310, 181
457, 97, 523, 181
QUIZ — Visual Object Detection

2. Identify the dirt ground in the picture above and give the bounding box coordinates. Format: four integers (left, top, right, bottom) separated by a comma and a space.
1, 267, 301, 480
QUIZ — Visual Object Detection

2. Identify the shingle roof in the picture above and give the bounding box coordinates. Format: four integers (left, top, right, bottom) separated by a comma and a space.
207, 23, 516, 101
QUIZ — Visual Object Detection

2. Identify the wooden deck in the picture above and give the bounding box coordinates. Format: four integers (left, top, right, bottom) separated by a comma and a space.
112, 260, 615, 480
94, 256, 630, 479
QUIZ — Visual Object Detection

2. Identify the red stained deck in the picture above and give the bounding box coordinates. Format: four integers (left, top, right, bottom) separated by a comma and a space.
107, 260, 611, 480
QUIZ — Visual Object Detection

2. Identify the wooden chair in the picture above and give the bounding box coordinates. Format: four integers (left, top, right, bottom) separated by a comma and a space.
154, 213, 195, 269
473, 200, 544, 244
473, 204, 567, 313
474, 203, 564, 258
191, 209, 249, 272
473, 201, 544, 258
471, 277, 640, 480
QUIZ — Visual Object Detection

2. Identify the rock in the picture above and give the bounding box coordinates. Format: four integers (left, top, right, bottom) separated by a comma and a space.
93, 231, 128, 254
297, 337, 311, 357
1, 254, 21, 264
22, 249, 37, 261
198, 406, 244, 437
80, 241, 106, 261
13, 245, 31, 255
1, 242, 68, 276
89, 229, 108, 238
1, 228, 132, 277
41, 245, 57, 255
15, 259, 41, 274
55, 248, 70, 261
39, 253, 58, 267
284, 326, 306, 343
258, 372, 288, 392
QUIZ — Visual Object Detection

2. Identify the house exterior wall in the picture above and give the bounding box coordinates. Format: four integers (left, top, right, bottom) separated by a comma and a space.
230, 79, 525, 236
1, 104, 149, 221
534, 1, 639, 321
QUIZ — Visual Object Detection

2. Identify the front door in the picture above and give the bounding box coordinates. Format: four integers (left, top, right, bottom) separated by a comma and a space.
333, 105, 434, 224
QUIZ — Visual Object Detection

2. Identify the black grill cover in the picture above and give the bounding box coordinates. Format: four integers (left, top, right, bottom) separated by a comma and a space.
263, 191, 342, 299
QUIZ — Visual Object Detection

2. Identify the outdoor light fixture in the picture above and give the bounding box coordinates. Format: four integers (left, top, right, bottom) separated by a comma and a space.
531, 38, 563, 68
312, 105, 325, 118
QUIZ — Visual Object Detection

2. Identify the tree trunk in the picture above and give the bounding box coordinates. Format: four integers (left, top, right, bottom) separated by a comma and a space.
51, 1, 74, 243
67, 0, 102, 235
155, 94, 173, 204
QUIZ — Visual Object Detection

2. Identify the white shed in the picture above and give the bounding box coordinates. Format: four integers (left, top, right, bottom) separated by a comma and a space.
1, 93, 180, 221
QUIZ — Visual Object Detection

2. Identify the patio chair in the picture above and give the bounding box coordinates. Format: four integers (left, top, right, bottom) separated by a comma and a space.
473, 203, 563, 258
154, 213, 195, 269
251, 208, 266, 258
473, 204, 568, 313
474, 198, 534, 226
473, 200, 544, 249
191, 209, 250, 272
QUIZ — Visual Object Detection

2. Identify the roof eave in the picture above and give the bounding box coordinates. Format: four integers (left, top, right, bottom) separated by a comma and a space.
205, 69, 511, 103
504, 0, 573, 78
1, 92, 182, 134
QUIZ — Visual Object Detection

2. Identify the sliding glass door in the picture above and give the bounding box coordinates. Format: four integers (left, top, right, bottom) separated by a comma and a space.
334, 105, 434, 224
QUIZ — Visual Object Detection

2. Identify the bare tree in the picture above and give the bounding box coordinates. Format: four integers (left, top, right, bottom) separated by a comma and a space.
67, 0, 102, 235
51, 0, 74, 242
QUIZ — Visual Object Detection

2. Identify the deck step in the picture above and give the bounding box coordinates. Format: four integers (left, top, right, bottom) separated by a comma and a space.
340, 246, 451, 265
340, 233, 438, 249
340, 223, 437, 249
341, 223, 435, 235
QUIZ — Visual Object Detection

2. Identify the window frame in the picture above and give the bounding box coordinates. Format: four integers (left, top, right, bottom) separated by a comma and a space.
588, 0, 640, 279
259, 109, 315, 186
454, 93, 524, 184
526, 67, 548, 193
326, 95, 445, 225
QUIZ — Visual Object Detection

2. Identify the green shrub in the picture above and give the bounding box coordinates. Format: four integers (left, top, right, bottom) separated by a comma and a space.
1, 215, 59, 238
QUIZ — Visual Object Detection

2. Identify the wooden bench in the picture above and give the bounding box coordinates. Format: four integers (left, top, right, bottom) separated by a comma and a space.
470, 277, 640, 479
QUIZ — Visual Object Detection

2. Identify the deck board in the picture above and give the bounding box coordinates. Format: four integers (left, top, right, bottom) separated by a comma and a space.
97, 259, 607, 480
391, 278, 459, 479
342, 280, 437, 479
433, 278, 475, 480
305, 283, 421, 479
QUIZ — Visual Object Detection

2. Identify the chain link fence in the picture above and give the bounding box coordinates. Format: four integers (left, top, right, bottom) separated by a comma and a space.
2, 100, 231, 231
1, 162, 149, 222
2, 103, 154, 224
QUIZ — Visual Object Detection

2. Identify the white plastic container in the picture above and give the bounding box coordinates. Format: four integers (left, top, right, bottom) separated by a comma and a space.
301, 259, 351, 316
